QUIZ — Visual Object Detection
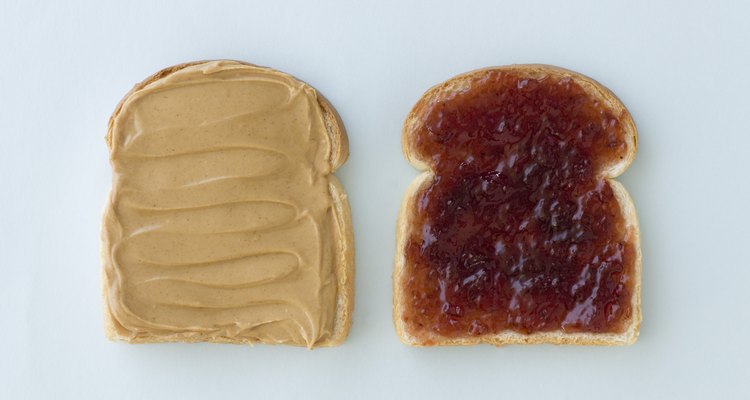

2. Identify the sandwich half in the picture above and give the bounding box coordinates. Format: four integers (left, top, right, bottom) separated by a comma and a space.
102, 60, 354, 348
394, 65, 641, 346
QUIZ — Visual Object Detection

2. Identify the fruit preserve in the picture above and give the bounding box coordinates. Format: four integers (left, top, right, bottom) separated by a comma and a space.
403, 70, 637, 339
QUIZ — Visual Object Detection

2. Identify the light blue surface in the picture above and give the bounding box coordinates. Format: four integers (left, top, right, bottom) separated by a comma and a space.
1, 0, 749, 398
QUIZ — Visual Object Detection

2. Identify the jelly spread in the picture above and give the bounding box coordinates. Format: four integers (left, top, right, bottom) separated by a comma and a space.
402, 69, 637, 339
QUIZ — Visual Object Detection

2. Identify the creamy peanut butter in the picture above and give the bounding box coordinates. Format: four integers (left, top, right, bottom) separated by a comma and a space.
102, 61, 348, 347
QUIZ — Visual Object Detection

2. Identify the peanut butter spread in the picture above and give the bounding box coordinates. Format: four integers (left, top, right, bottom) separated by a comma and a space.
102, 61, 345, 347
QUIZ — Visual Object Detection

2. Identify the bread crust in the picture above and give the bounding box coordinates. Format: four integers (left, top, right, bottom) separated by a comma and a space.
394, 65, 641, 346
102, 60, 354, 347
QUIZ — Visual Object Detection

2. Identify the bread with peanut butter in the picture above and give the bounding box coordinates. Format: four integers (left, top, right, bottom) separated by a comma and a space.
394, 65, 641, 346
101, 60, 354, 348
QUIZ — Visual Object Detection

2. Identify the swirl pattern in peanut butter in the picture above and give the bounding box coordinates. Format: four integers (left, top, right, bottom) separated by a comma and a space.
102, 61, 351, 347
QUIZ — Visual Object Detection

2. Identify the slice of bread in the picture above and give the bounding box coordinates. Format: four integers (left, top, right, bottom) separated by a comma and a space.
102, 60, 354, 348
394, 65, 641, 346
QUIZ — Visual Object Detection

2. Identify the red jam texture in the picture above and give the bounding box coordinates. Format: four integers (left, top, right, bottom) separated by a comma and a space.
403, 70, 636, 338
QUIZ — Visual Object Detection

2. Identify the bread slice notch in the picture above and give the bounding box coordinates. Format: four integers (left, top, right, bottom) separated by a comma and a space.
102, 60, 354, 348
394, 65, 641, 346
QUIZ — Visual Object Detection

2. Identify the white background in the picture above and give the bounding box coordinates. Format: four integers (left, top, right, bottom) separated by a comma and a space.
2, 0, 749, 398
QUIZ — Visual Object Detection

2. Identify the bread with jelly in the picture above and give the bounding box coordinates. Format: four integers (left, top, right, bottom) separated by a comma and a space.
394, 65, 640, 346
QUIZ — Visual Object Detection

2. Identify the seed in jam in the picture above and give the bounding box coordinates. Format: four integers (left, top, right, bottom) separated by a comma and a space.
402, 69, 637, 339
